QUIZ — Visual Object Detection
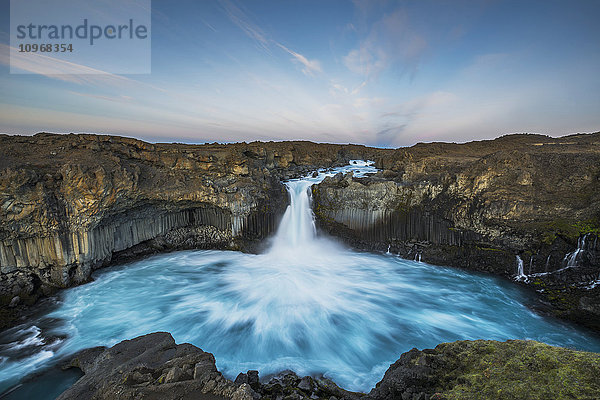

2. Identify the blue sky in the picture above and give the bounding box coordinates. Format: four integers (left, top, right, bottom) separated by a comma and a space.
1, 0, 599, 146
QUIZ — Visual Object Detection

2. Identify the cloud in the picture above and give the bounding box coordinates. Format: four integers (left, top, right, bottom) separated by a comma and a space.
276, 43, 322, 76
0, 44, 133, 86
219, 0, 269, 51
374, 91, 459, 145
68, 91, 134, 103
219, 0, 322, 77
0, 44, 169, 94
382, 91, 458, 118
343, 9, 428, 80
376, 124, 407, 139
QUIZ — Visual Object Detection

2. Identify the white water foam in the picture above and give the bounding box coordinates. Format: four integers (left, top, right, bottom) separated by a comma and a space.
2, 161, 600, 395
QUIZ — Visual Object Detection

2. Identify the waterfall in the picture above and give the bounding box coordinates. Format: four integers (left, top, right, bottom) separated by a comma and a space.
530, 234, 593, 279
267, 160, 377, 259
528, 257, 533, 275
515, 255, 526, 281
270, 180, 317, 249
564, 234, 588, 268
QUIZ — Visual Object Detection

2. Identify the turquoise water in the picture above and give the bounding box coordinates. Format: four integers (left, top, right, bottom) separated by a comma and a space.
1, 249, 599, 394
1, 161, 599, 396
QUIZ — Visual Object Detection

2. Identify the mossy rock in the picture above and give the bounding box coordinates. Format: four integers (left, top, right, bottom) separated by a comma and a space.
371, 340, 600, 400
441, 340, 600, 400
541, 218, 600, 245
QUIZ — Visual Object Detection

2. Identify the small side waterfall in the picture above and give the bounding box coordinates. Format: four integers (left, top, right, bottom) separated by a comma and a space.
564, 234, 588, 268
515, 255, 527, 281
528, 257, 533, 275
529, 233, 596, 280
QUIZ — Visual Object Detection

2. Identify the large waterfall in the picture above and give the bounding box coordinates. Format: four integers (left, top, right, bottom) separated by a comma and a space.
2, 161, 600, 398
270, 179, 318, 249
267, 161, 375, 260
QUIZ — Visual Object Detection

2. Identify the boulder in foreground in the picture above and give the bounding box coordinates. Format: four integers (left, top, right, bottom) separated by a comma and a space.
369, 339, 600, 400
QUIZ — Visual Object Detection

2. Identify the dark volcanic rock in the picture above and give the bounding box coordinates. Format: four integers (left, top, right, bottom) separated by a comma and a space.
368, 340, 600, 400
58, 332, 256, 400
58, 332, 361, 400
58, 333, 600, 400
312, 133, 600, 331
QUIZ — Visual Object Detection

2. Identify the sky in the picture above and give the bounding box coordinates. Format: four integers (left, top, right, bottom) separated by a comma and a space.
1, 0, 599, 147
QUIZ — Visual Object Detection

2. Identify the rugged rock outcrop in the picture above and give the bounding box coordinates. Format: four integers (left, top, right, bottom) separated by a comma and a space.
0, 133, 378, 324
58, 333, 600, 400
58, 332, 255, 400
312, 133, 600, 330
368, 339, 600, 400
58, 332, 360, 400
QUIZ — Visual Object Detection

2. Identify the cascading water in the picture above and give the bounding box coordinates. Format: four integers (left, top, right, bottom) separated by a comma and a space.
529, 233, 593, 280
269, 180, 318, 255
564, 234, 588, 268
2, 161, 600, 398
515, 255, 527, 281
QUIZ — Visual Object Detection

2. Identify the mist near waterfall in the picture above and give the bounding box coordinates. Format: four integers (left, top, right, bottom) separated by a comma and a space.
1, 161, 599, 395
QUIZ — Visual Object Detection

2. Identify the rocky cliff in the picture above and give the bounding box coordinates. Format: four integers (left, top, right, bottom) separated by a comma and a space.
54, 332, 600, 400
2, 132, 600, 332
312, 133, 600, 330
0, 133, 378, 319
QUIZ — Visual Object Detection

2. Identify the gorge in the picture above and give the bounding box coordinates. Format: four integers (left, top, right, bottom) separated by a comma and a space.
1, 132, 600, 399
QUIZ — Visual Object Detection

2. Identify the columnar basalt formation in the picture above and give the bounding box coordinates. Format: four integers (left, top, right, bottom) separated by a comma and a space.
312, 133, 600, 330
0, 133, 377, 314
1, 132, 600, 331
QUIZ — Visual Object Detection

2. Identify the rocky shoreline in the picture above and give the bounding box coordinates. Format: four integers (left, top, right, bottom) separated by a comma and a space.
53, 332, 600, 400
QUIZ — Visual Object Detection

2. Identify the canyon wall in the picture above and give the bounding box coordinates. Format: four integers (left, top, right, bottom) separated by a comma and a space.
0, 133, 378, 309
1, 132, 599, 332
313, 133, 600, 330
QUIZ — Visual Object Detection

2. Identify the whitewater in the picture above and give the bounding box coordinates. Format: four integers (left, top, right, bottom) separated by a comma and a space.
1, 161, 600, 397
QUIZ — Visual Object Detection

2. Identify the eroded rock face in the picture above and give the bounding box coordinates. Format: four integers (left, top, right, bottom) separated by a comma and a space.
58, 332, 361, 400
0, 133, 378, 313
58, 332, 255, 400
58, 333, 600, 400
312, 133, 600, 330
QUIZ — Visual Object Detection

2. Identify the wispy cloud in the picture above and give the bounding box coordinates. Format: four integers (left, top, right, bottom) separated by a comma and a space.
68, 91, 134, 103
0, 44, 168, 94
0, 44, 132, 86
343, 9, 427, 80
276, 43, 322, 76
219, 0, 270, 51
219, 0, 322, 77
